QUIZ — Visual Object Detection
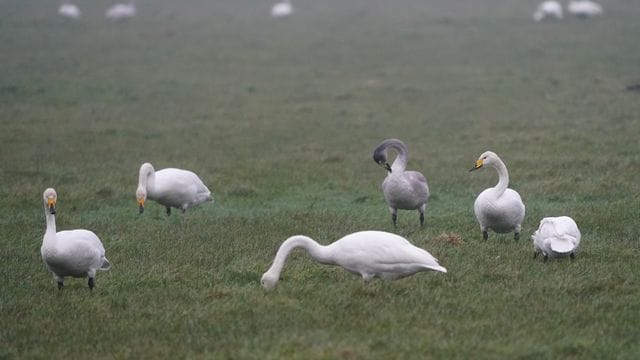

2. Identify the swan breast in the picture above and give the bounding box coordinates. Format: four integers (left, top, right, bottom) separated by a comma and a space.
474, 188, 525, 232
382, 171, 429, 210
42, 230, 107, 277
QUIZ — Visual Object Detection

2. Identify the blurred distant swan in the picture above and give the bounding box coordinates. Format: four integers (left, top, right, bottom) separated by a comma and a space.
41, 188, 111, 290
106, 1, 137, 21
260, 231, 446, 290
373, 139, 430, 227
533, 1, 563, 21
58, 2, 81, 19
532, 216, 581, 261
136, 162, 213, 215
271, 0, 293, 19
567, 0, 603, 18
469, 151, 525, 241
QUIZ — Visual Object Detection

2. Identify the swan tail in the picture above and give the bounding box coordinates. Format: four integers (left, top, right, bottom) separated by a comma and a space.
426, 264, 447, 273
550, 236, 575, 255
99, 258, 111, 271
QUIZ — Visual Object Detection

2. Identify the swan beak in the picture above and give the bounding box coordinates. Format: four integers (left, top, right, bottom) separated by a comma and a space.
138, 199, 145, 214
380, 162, 392, 172
48, 198, 56, 215
469, 159, 484, 172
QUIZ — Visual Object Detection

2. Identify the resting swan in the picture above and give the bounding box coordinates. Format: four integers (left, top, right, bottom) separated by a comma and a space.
261, 230, 446, 290
136, 162, 213, 215
58, 2, 81, 19
532, 216, 581, 261
469, 151, 525, 241
271, 0, 293, 19
40, 188, 111, 290
567, 0, 603, 18
373, 139, 430, 226
105, 1, 136, 21
533, 1, 563, 22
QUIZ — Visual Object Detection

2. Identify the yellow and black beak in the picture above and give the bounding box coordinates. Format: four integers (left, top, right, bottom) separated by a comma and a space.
469, 159, 484, 172
48, 198, 56, 215
138, 199, 145, 214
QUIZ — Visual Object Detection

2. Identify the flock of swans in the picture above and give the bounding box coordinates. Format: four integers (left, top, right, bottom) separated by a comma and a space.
533, 0, 603, 22
40, 139, 581, 291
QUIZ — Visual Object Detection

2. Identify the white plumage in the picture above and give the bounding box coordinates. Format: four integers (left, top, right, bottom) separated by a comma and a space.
136, 162, 213, 215
567, 0, 603, 18
533, 1, 563, 22
261, 231, 446, 290
58, 2, 81, 19
373, 139, 430, 227
271, 0, 293, 19
106, 1, 137, 21
532, 216, 581, 261
40, 188, 111, 290
470, 151, 525, 241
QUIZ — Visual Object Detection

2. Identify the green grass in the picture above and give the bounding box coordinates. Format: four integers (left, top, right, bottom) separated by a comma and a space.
1, 0, 640, 358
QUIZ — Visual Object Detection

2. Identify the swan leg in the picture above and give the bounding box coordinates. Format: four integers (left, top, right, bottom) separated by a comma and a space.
482, 230, 488, 241
570, 253, 576, 261
514, 232, 520, 241
419, 204, 426, 227
389, 208, 398, 226
88, 277, 95, 290
543, 255, 549, 263
57, 281, 64, 290
533, 250, 539, 259
166, 206, 171, 216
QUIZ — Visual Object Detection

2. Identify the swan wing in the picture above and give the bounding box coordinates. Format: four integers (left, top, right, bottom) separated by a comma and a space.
153, 168, 211, 206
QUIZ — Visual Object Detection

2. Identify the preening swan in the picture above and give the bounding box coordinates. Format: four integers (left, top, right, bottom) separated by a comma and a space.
106, 1, 137, 21
567, 0, 603, 18
40, 188, 111, 290
260, 231, 446, 290
469, 151, 525, 241
532, 216, 581, 261
58, 2, 81, 19
373, 139, 430, 227
136, 162, 213, 215
533, 1, 563, 22
271, 0, 293, 19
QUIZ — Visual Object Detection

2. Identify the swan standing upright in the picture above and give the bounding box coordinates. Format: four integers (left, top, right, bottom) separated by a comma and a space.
261, 231, 446, 290
271, 0, 293, 19
136, 162, 213, 215
40, 188, 111, 290
106, 1, 137, 21
469, 151, 525, 241
533, 1, 563, 22
567, 0, 603, 18
373, 139, 430, 227
58, 2, 81, 19
532, 216, 581, 261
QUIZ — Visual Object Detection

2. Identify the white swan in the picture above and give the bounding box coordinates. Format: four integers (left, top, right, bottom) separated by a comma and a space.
58, 2, 81, 19
533, 1, 563, 22
261, 231, 446, 290
532, 216, 581, 261
40, 188, 111, 290
567, 0, 603, 18
136, 162, 213, 215
271, 0, 293, 19
373, 139, 430, 227
106, 1, 137, 21
469, 151, 525, 241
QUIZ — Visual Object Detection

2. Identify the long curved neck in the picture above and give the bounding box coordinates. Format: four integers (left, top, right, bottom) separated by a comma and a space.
492, 160, 509, 195
138, 164, 155, 192
387, 140, 409, 173
44, 208, 56, 240
264, 236, 333, 279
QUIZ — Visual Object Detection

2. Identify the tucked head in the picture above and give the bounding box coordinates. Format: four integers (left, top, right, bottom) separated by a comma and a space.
43, 188, 57, 215
260, 272, 278, 291
470, 151, 499, 171
373, 147, 392, 172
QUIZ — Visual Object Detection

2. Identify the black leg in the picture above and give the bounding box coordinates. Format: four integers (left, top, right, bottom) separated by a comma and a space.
166, 206, 171, 216
482, 231, 488, 241
57, 281, 64, 290
514, 232, 520, 241
88, 277, 95, 290
533, 251, 538, 259
419, 212, 424, 227
570, 253, 576, 261
391, 213, 397, 227
543, 255, 548, 263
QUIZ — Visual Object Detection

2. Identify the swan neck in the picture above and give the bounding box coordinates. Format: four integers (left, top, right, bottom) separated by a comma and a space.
138, 164, 155, 192
389, 141, 408, 173
44, 210, 56, 239
265, 236, 332, 279
493, 160, 509, 194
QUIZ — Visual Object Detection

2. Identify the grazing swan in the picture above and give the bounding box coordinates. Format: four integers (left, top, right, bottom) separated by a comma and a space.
105, 1, 137, 21
469, 151, 525, 241
271, 0, 293, 19
567, 0, 603, 18
40, 188, 111, 290
372, 139, 430, 227
533, 1, 563, 22
532, 216, 581, 261
261, 231, 446, 290
136, 162, 213, 215
58, 2, 81, 19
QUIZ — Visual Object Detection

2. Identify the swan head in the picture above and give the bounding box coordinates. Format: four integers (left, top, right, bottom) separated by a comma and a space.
136, 188, 146, 214
469, 151, 499, 171
43, 188, 57, 215
260, 271, 279, 291
372, 148, 392, 173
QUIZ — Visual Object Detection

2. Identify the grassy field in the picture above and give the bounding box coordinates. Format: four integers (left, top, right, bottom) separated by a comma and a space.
1, 0, 639, 358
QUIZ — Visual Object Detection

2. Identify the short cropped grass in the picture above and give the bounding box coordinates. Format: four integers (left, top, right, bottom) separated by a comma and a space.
1, 0, 639, 358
